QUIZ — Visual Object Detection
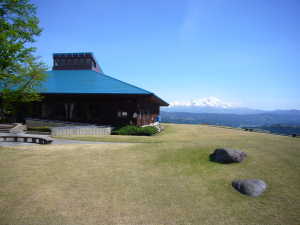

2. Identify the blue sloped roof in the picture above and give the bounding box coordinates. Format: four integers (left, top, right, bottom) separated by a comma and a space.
39, 70, 152, 94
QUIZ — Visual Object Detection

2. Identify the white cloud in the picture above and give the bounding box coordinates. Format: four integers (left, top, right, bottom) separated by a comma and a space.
169, 96, 234, 108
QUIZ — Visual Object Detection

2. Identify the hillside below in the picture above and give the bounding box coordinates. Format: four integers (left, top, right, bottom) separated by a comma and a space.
0, 124, 299, 225
161, 111, 300, 135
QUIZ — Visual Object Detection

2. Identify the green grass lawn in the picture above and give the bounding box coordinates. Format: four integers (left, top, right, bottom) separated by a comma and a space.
0, 123, 300, 225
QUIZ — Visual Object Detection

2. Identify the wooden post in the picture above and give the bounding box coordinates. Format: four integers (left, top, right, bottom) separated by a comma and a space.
41, 103, 47, 118
64, 103, 69, 120
69, 103, 74, 120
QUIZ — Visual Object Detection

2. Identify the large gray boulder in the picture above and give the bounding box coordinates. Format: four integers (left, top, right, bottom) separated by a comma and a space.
232, 179, 267, 197
210, 148, 247, 163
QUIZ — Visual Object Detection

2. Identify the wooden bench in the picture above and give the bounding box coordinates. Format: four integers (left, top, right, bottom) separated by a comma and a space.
0, 134, 53, 144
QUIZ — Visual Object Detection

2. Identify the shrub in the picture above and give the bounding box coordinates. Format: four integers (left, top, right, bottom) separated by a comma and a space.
112, 125, 158, 136
28, 127, 51, 132
138, 126, 158, 136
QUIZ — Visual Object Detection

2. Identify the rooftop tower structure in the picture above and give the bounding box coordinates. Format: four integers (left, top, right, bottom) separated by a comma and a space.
52, 52, 102, 73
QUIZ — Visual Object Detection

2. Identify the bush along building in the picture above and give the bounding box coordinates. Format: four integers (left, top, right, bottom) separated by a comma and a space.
18, 53, 168, 126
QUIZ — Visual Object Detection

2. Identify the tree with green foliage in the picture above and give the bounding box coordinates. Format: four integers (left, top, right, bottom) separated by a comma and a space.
0, 0, 47, 121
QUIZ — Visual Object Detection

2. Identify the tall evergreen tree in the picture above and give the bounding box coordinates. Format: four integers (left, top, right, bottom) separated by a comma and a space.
0, 0, 47, 121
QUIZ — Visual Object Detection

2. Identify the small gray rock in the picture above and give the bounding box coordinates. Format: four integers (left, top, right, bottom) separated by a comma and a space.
232, 179, 267, 197
210, 148, 247, 163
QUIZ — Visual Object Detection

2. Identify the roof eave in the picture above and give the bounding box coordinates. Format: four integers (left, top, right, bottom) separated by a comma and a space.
149, 93, 169, 106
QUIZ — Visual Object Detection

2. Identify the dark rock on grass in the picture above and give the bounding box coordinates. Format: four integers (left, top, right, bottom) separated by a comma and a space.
210, 148, 247, 164
232, 179, 267, 197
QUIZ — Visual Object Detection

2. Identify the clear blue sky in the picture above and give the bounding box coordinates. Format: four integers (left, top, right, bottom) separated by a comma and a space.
32, 0, 300, 110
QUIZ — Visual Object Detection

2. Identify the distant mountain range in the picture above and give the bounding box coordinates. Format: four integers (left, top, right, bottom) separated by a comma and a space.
163, 105, 300, 116
162, 97, 300, 135
163, 106, 266, 115
166, 97, 300, 115
160, 110, 300, 127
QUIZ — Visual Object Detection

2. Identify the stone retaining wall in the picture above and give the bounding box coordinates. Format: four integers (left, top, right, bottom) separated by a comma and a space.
51, 126, 112, 137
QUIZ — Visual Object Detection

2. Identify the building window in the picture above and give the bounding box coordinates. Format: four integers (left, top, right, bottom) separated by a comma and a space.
118, 111, 128, 118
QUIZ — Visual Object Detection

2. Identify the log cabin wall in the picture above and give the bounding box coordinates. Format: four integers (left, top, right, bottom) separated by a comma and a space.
24, 94, 160, 127
136, 99, 160, 126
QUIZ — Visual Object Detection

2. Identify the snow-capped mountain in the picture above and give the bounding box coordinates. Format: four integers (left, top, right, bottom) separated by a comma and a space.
169, 97, 233, 108
163, 97, 264, 115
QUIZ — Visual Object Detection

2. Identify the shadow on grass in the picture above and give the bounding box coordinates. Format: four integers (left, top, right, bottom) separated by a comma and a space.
153, 147, 224, 176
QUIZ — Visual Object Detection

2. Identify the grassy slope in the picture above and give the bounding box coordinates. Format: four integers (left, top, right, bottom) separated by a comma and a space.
0, 124, 299, 225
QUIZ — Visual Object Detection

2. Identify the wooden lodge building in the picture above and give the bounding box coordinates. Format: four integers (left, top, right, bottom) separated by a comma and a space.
18, 52, 168, 126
